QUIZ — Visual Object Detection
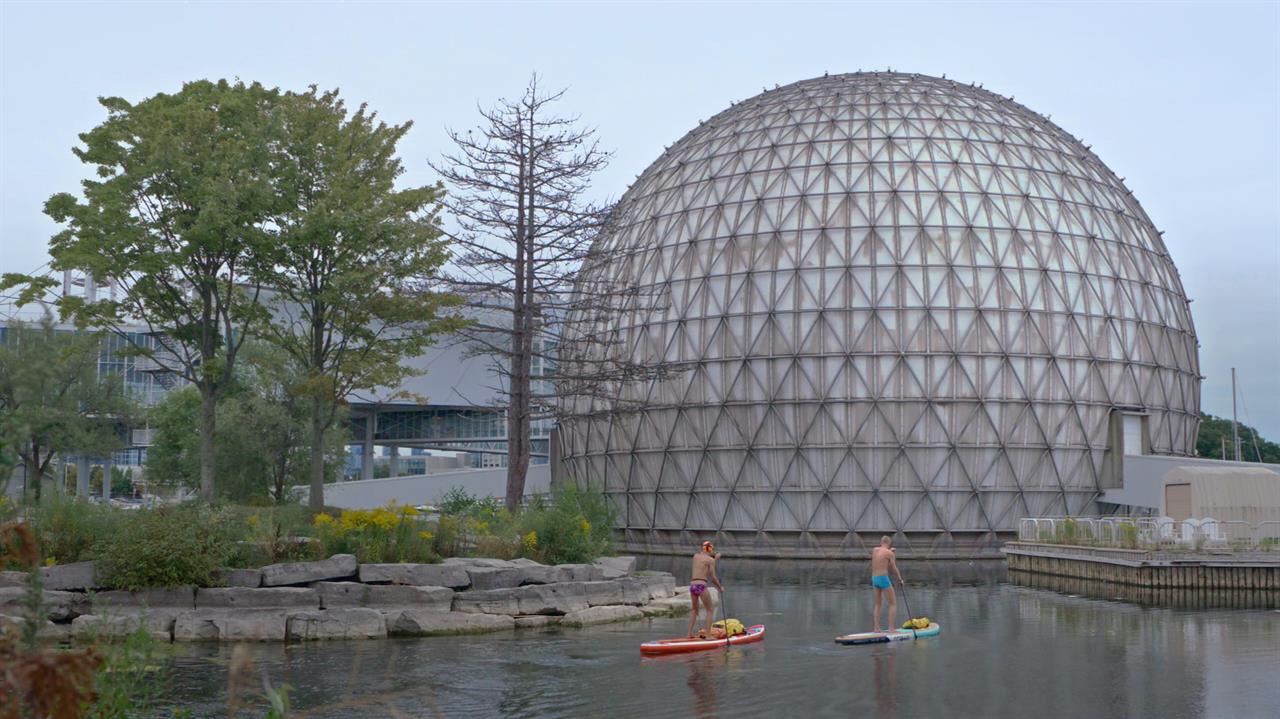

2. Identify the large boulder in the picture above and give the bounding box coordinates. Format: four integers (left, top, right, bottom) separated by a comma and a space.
41, 561, 103, 591
452, 588, 520, 615
510, 561, 573, 585
645, 596, 691, 615
0, 587, 90, 621
173, 609, 288, 642
0, 613, 68, 641
92, 587, 196, 610
71, 609, 180, 642
358, 563, 470, 589
515, 582, 589, 616
260, 554, 357, 587
582, 581, 624, 607
385, 609, 514, 637
556, 564, 605, 582
562, 605, 645, 627
465, 566, 523, 591
196, 587, 319, 609
594, 556, 637, 575
287, 608, 387, 641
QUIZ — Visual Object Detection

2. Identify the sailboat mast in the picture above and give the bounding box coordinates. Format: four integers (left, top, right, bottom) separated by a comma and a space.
1231, 367, 1241, 462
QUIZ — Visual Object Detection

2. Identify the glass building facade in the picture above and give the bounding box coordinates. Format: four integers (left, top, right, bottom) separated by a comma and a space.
559, 73, 1200, 557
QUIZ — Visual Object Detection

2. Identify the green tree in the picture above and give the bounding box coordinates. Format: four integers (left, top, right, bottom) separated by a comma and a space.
258, 87, 461, 509
12, 80, 286, 502
144, 344, 346, 503
1196, 412, 1280, 463
0, 315, 133, 501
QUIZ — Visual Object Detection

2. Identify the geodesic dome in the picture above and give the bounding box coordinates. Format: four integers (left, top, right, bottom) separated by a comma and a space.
558, 72, 1199, 557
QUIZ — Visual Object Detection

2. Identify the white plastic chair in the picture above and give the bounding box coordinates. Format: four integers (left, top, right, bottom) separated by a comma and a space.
1199, 517, 1227, 544
1155, 517, 1176, 543
1178, 518, 1201, 545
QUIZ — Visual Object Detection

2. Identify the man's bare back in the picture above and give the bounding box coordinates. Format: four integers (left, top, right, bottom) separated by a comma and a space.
691, 551, 715, 582
870, 546, 895, 577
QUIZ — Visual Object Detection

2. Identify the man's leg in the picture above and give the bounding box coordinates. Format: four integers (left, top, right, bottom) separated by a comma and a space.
702, 592, 715, 637
886, 586, 897, 631
687, 591, 699, 637
872, 587, 882, 631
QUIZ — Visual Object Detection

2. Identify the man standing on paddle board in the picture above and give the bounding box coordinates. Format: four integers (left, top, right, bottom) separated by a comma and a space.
687, 541, 725, 638
870, 536, 904, 632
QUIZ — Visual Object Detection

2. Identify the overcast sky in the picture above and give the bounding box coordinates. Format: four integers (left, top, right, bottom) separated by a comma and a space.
2, 1, 1277, 438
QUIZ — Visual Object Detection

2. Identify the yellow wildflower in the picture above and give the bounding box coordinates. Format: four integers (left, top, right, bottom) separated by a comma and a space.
401, 505, 420, 517
418, 531, 434, 542
580, 518, 591, 534
45, 557, 57, 567
246, 514, 260, 528
313, 513, 334, 527
522, 531, 538, 551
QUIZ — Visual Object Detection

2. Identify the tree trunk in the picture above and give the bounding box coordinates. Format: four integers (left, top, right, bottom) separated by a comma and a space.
25, 443, 42, 503
308, 395, 327, 510
199, 385, 217, 501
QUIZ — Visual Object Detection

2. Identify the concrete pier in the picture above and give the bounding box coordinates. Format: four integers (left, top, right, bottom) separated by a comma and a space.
1003, 542, 1280, 593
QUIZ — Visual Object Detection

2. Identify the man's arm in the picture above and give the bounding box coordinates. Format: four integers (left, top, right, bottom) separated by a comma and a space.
710, 556, 724, 591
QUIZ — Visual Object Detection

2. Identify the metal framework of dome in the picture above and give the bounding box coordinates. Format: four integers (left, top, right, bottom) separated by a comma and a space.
557, 72, 1199, 557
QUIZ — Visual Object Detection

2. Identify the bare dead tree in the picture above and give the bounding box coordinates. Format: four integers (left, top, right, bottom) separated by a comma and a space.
432, 75, 671, 510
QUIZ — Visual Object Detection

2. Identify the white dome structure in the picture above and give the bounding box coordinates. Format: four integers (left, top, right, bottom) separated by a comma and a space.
557, 72, 1199, 557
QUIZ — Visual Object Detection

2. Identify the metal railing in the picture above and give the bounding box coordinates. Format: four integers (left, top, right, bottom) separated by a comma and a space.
1017, 517, 1280, 552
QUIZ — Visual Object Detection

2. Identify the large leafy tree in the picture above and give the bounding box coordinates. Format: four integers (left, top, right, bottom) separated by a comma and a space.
259, 87, 462, 509
0, 315, 133, 500
16, 80, 285, 501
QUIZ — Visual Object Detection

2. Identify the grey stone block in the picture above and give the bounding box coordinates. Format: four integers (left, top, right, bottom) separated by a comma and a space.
0, 612, 66, 641
452, 588, 520, 615
312, 581, 367, 608
93, 586, 196, 610
196, 587, 319, 609
261, 554, 357, 587
594, 556, 637, 574
466, 566, 523, 591
514, 615, 561, 629
443, 557, 515, 569
0, 587, 90, 621
386, 609, 514, 637
617, 577, 649, 606
214, 568, 263, 588
517, 565, 573, 585
646, 596, 691, 615
173, 609, 288, 642
71, 609, 179, 642
562, 605, 645, 627
515, 582, 589, 615
636, 572, 677, 599
367, 585, 452, 610
0, 571, 29, 588
287, 608, 386, 640
41, 561, 103, 591
556, 564, 605, 582
582, 580, 624, 607
358, 563, 470, 589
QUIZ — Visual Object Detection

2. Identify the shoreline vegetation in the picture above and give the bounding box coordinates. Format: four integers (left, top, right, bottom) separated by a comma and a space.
1, 484, 664, 717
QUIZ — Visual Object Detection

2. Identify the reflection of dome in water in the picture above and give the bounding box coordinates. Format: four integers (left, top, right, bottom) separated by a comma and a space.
558, 72, 1199, 557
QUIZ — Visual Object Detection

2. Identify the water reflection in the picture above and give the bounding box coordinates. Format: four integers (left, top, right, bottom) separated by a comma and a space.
158, 562, 1280, 718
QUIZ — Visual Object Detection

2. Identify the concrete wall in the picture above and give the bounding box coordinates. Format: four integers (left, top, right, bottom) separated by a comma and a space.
298, 465, 551, 509
1105, 455, 1280, 511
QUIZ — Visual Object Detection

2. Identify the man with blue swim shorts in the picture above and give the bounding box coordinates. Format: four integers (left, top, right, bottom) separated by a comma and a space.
870, 535, 904, 632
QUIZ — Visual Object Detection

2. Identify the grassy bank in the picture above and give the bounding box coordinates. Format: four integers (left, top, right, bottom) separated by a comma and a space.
3, 485, 617, 590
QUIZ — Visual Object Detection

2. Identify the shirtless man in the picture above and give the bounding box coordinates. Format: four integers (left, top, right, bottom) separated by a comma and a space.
870, 535, 904, 632
687, 541, 725, 638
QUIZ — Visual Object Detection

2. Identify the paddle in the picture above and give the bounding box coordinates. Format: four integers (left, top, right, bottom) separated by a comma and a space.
897, 578, 917, 637
718, 585, 729, 655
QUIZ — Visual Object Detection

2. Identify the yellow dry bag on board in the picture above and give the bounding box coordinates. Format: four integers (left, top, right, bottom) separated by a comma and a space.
713, 618, 745, 636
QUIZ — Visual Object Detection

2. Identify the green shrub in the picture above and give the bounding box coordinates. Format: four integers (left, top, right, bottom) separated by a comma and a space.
30, 495, 120, 566
516, 484, 617, 565
95, 504, 238, 589
223, 504, 321, 568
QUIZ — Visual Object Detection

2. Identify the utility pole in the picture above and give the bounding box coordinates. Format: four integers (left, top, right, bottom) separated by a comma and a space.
1231, 367, 1241, 462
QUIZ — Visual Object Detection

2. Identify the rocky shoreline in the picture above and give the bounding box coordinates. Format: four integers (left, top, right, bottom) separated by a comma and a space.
0, 555, 693, 643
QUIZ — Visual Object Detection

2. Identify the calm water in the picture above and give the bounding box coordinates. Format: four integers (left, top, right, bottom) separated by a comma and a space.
163, 560, 1280, 718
